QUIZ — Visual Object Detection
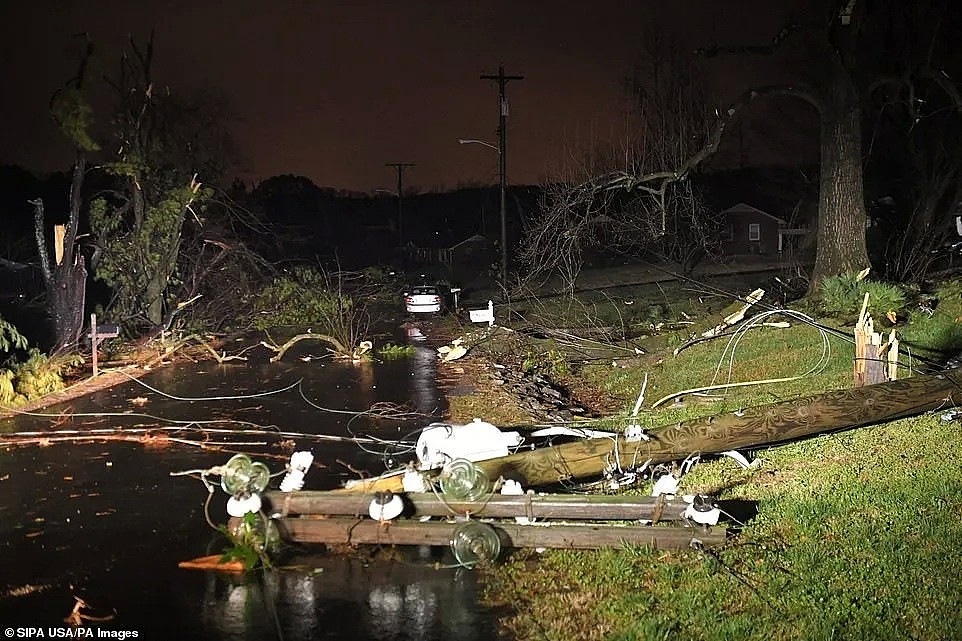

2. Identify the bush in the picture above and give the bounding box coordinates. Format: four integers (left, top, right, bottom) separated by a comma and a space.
819, 273, 907, 321
10, 350, 83, 400
0, 336, 82, 406
377, 343, 415, 359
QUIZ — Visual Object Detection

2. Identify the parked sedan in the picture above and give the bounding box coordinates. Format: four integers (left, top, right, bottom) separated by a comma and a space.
404, 285, 444, 314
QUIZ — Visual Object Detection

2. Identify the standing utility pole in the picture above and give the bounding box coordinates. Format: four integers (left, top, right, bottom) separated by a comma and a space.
384, 162, 415, 245
480, 65, 523, 283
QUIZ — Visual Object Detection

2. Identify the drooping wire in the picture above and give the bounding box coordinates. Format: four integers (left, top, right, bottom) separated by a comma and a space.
113, 368, 303, 401
709, 309, 832, 388
652, 308, 833, 408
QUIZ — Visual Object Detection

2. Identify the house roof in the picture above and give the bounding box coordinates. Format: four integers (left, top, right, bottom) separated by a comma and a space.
450, 234, 488, 250
721, 202, 788, 225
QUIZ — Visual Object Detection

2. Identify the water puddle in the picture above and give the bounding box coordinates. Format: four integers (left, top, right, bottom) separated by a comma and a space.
0, 332, 503, 639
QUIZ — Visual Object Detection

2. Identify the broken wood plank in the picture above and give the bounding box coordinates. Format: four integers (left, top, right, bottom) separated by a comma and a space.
272, 517, 724, 550
701, 288, 765, 338
264, 491, 690, 522
178, 554, 245, 573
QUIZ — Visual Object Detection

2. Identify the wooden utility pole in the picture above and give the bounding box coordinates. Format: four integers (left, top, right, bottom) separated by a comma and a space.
341, 367, 962, 493
384, 162, 415, 245
480, 65, 523, 284
473, 367, 962, 487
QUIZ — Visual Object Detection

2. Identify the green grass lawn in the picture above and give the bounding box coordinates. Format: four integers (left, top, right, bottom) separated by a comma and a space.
484, 413, 962, 641
480, 280, 962, 641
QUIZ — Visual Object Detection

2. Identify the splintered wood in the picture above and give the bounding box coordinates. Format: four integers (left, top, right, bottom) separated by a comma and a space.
854, 292, 899, 387
701, 288, 765, 338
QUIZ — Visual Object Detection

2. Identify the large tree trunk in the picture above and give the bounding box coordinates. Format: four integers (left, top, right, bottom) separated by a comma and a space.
50, 256, 87, 352
811, 67, 871, 288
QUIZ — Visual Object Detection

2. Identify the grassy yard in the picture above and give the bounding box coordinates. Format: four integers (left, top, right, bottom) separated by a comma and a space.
477, 278, 962, 641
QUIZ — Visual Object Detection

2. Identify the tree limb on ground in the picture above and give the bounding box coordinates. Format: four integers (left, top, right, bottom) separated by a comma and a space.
260, 333, 349, 362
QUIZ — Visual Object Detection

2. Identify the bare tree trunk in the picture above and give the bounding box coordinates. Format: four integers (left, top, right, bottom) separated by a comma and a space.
810, 65, 871, 288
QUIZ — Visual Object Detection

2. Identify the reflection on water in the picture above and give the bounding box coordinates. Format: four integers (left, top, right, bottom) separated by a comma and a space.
196, 556, 494, 641
0, 330, 501, 640
409, 345, 443, 416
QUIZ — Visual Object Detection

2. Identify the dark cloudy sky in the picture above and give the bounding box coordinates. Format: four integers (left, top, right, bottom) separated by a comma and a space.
0, 1, 802, 193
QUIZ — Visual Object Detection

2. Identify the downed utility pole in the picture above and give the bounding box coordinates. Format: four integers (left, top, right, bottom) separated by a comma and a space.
853, 293, 899, 387
470, 367, 962, 488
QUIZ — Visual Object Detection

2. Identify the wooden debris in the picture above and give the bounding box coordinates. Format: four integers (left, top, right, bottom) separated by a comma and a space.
178, 554, 246, 573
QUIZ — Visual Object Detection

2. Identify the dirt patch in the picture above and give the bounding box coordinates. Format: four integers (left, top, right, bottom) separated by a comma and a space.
438, 357, 531, 425
438, 348, 617, 426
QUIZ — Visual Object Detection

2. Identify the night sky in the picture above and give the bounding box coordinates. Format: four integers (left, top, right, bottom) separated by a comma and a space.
0, 1, 804, 194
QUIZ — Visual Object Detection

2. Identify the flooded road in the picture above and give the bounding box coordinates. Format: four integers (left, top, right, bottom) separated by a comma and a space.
0, 337, 503, 640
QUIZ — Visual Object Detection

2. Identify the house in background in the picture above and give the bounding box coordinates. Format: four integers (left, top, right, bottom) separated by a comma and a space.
720, 202, 809, 256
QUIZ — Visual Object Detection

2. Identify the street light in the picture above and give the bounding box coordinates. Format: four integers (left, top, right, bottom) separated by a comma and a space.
458, 137, 507, 284
458, 138, 499, 153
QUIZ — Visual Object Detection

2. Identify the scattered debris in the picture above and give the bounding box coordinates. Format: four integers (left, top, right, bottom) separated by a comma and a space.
177, 554, 245, 573
64, 596, 115, 626
701, 288, 765, 338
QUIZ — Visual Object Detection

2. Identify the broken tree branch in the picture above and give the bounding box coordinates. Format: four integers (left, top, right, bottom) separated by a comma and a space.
260, 333, 349, 362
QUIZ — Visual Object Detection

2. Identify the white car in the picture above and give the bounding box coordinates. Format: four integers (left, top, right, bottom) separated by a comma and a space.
404, 285, 444, 314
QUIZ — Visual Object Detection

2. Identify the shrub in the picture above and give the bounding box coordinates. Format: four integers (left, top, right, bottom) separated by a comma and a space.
0, 315, 82, 405
377, 343, 415, 359
522, 348, 569, 378
819, 272, 906, 321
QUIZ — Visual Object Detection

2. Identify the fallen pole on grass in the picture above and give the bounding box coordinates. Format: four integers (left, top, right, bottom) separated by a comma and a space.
342, 367, 962, 493
472, 367, 962, 487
